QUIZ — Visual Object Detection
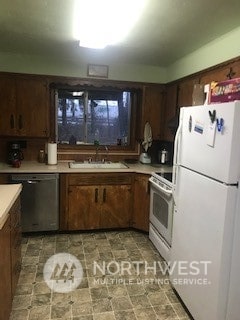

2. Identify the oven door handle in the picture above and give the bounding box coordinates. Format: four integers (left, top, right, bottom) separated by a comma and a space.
150, 178, 172, 196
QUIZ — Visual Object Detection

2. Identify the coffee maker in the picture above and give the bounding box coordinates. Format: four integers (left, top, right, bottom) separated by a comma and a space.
7, 142, 24, 165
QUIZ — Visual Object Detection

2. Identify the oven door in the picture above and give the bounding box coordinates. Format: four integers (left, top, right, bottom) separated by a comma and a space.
149, 180, 173, 246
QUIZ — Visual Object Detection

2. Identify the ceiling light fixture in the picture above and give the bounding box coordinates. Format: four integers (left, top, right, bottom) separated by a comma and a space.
73, 0, 147, 49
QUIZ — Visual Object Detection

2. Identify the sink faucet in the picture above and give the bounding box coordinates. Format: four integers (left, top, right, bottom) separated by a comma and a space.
94, 144, 109, 162
104, 145, 109, 162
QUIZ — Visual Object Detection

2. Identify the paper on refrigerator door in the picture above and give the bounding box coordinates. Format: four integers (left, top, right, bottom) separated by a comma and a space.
206, 121, 216, 147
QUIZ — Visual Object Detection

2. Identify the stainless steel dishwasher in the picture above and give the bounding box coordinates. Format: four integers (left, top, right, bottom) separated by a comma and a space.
10, 173, 59, 232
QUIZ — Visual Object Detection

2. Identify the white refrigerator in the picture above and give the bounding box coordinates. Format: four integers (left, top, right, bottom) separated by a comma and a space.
170, 100, 240, 320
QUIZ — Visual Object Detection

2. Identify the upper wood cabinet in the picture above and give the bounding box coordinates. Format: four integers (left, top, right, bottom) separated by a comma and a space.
163, 84, 178, 141
200, 60, 240, 85
0, 75, 49, 137
0, 76, 16, 136
177, 77, 199, 108
140, 85, 165, 140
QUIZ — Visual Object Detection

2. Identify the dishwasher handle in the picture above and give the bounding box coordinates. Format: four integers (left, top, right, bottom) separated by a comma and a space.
11, 173, 59, 182
26, 180, 41, 184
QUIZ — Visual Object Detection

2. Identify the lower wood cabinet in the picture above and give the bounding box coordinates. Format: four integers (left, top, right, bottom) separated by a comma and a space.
0, 196, 21, 320
61, 173, 133, 231
10, 197, 22, 295
0, 215, 12, 320
60, 172, 151, 232
132, 174, 150, 232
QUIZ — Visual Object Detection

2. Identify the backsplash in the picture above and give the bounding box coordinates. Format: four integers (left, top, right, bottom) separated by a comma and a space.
0, 138, 48, 163
147, 140, 174, 165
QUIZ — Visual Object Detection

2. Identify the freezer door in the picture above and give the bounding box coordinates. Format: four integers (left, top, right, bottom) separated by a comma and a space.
170, 166, 238, 320
177, 101, 240, 184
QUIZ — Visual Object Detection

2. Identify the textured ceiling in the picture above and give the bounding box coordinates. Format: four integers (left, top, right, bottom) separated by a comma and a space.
0, 0, 240, 67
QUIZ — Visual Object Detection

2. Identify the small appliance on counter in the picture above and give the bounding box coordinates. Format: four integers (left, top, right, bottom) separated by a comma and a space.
139, 152, 151, 164
7, 142, 24, 166
158, 148, 169, 164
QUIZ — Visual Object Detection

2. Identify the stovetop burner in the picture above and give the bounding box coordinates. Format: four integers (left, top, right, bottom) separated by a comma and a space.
154, 172, 172, 183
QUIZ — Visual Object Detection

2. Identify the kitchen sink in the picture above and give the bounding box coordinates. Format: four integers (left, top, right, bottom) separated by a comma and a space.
69, 161, 129, 169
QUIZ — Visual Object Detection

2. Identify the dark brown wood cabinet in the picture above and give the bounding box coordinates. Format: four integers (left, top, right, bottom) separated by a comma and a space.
0, 75, 49, 137
68, 185, 100, 230
177, 77, 199, 108
10, 197, 22, 296
140, 85, 165, 140
163, 83, 178, 141
62, 173, 133, 231
200, 60, 240, 85
0, 196, 22, 320
100, 184, 132, 229
132, 174, 150, 232
0, 76, 16, 137
0, 215, 12, 320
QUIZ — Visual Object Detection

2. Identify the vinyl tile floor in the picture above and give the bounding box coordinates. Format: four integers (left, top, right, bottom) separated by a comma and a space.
10, 230, 192, 320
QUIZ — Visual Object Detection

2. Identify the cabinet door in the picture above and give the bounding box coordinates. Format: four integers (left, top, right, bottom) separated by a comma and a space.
100, 185, 132, 229
132, 174, 150, 232
177, 77, 199, 108
68, 185, 100, 230
0, 215, 12, 320
0, 76, 17, 136
163, 84, 177, 141
141, 85, 165, 140
16, 78, 49, 137
10, 197, 22, 297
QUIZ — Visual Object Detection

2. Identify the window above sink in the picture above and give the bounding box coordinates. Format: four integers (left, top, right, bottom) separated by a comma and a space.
56, 87, 136, 147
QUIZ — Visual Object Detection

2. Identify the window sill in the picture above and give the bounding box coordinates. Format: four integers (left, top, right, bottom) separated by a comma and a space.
58, 142, 140, 156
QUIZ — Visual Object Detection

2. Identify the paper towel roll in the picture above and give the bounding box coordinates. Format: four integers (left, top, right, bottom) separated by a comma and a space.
47, 143, 57, 165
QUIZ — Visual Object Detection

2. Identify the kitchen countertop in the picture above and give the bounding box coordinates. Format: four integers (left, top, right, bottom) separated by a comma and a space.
0, 184, 22, 230
0, 162, 172, 230
0, 161, 173, 175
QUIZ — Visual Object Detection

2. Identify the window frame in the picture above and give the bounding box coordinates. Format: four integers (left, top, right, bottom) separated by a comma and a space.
51, 83, 140, 153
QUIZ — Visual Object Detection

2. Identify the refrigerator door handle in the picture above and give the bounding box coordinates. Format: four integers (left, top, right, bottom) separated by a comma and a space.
173, 165, 179, 206
173, 108, 183, 167
172, 110, 183, 205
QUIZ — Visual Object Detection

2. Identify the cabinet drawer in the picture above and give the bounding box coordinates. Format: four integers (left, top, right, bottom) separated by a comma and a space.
68, 173, 132, 186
